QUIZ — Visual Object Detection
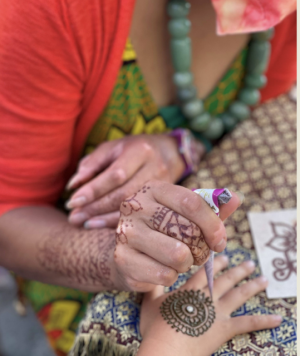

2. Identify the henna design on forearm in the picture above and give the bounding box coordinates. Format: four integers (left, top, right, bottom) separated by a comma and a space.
160, 290, 215, 336
151, 207, 210, 265
37, 227, 115, 288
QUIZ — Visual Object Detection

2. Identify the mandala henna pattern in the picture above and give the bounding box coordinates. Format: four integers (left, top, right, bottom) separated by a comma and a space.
160, 290, 215, 336
151, 207, 210, 265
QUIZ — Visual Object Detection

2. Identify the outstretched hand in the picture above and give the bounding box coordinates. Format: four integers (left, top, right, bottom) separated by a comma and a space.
139, 255, 282, 356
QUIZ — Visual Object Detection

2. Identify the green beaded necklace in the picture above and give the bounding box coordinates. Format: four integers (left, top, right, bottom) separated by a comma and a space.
168, 0, 274, 140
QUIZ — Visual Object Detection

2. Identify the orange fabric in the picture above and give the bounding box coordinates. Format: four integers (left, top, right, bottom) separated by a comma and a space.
261, 11, 297, 102
0, 1, 296, 217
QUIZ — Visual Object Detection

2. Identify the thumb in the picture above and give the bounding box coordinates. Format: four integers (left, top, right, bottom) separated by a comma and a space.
219, 191, 244, 221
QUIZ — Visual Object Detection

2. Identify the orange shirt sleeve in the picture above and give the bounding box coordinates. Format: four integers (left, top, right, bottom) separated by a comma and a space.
0, 0, 86, 216
261, 11, 297, 102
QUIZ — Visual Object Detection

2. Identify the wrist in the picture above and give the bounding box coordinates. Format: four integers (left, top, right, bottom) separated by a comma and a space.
168, 128, 205, 181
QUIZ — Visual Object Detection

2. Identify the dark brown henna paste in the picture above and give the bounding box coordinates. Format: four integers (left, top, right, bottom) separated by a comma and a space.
152, 207, 210, 265
160, 290, 215, 336
37, 228, 115, 288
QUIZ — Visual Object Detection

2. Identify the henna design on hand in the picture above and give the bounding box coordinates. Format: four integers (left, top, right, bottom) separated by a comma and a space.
116, 186, 149, 244
160, 290, 215, 337
116, 218, 133, 244
37, 228, 115, 288
151, 207, 210, 265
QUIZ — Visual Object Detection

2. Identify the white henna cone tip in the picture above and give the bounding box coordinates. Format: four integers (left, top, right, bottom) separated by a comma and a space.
192, 188, 232, 299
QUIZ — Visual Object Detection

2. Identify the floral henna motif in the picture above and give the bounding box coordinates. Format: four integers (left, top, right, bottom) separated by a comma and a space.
116, 218, 133, 244
160, 290, 215, 336
266, 221, 297, 281
37, 228, 115, 288
116, 186, 149, 244
120, 186, 150, 216
151, 207, 210, 265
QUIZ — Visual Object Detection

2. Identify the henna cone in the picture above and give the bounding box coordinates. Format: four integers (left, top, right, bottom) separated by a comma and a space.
204, 250, 214, 299
193, 188, 232, 299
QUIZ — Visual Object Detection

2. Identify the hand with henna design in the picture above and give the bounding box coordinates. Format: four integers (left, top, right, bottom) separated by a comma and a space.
113, 180, 243, 292
138, 255, 282, 356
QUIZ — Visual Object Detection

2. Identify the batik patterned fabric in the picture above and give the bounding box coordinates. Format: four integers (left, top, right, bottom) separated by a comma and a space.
70, 93, 297, 356
23, 40, 246, 356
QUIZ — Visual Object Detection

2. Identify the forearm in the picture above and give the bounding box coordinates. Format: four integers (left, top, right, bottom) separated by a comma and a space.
0, 206, 117, 292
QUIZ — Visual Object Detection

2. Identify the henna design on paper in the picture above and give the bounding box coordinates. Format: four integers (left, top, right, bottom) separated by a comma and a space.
160, 290, 215, 336
152, 207, 210, 265
266, 221, 297, 281
37, 228, 115, 288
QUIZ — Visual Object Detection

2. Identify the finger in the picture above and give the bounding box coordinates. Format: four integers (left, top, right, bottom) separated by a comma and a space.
219, 191, 244, 221
66, 141, 116, 190
180, 254, 229, 291
150, 181, 227, 253
148, 204, 212, 266
229, 314, 282, 337
212, 260, 256, 299
69, 166, 152, 220
115, 244, 178, 288
83, 211, 120, 229
219, 276, 268, 314
66, 144, 148, 209
128, 225, 194, 273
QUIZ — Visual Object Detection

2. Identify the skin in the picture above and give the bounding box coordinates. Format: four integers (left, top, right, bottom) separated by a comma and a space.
138, 256, 282, 356
0, 181, 241, 292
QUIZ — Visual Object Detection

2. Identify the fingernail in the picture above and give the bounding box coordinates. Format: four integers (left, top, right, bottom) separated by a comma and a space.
67, 174, 78, 190
259, 275, 268, 284
84, 220, 106, 229
236, 191, 245, 206
214, 238, 226, 252
65, 196, 87, 210
69, 212, 89, 225
245, 260, 255, 269
271, 314, 282, 323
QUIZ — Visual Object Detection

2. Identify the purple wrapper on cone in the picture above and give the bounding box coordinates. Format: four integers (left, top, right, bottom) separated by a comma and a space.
193, 188, 232, 299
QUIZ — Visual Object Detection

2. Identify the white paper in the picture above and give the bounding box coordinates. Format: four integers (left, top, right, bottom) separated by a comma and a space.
247, 209, 297, 299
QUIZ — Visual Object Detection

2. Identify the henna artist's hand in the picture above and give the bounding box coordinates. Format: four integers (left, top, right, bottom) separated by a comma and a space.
65, 134, 205, 228
112, 180, 242, 292
138, 255, 282, 356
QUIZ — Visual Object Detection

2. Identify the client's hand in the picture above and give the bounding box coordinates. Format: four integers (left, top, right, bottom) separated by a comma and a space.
138, 255, 282, 356
65, 134, 204, 228
111, 180, 241, 292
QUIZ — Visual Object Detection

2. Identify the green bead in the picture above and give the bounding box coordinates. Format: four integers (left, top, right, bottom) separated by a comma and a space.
182, 99, 204, 119
238, 87, 261, 106
168, 19, 191, 38
189, 112, 211, 132
173, 72, 193, 88
246, 41, 271, 75
171, 38, 191, 72
229, 101, 250, 121
202, 117, 224, 140
177, 86, 197, 102
167, 1, 191, 18
252, 28, 274, 41
244, 74, 267, 89
219, 112, 237, 133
